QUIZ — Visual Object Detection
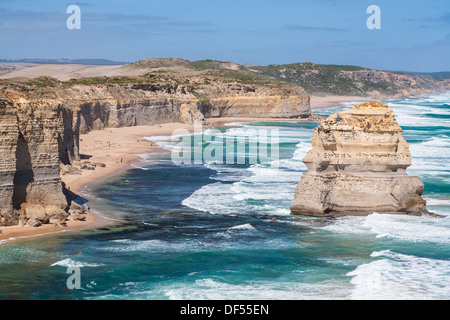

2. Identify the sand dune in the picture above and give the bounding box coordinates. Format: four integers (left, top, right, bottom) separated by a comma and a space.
0, 63, 144, 81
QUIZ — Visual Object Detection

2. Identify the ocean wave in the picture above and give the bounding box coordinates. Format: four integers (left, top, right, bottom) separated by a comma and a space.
162, 277, 351, 300
228, 223, 256, 231
51, 258, 104, 268
347, 250, 450, 299
97, 235, 294, 254
321, 213, 450, 244
424, 198, 450, 206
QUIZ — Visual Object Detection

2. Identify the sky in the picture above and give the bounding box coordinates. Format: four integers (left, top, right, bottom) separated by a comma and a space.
0, 0, 449, 72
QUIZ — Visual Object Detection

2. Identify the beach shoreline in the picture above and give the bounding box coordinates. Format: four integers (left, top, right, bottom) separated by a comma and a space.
0, 95, 368, 245
0, 122, 195, 244
309, 95, 374, 109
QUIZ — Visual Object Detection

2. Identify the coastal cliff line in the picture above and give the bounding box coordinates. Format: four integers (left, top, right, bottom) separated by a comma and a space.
1, 57, 448, 228
0, 79, 310, 227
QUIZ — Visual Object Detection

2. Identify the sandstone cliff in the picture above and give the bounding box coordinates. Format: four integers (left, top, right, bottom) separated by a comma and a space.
195, 83, 309, 118
0, 79, 310, 226
291, 101, 429, 217
0, 95, 68, 226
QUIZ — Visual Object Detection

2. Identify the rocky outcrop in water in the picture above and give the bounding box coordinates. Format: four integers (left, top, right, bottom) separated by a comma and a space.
291, 101, 429, 216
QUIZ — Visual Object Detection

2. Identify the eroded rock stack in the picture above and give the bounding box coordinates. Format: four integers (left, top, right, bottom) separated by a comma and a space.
291, 101, 429, 216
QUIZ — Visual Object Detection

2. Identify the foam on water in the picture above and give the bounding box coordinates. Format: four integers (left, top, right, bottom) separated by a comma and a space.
97, 234, 296, 255
181, 122, 312, 216
228, 223, 256, 231
347, 250, 450, 300
51, 258, 104, 268
320, 213, 450, 244
161, 277, 351, 300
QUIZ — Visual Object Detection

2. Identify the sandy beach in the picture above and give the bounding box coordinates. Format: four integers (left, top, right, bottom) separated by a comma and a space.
0, 94, 372, 244
0, 122, 196, 244
309, 95, 372, 109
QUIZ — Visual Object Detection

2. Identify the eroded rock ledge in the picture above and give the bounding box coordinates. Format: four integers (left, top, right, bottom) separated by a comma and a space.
291, 101, 429, 217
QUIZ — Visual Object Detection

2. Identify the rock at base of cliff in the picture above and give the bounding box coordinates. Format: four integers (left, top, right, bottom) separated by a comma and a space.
19, 204, 69, 227
68, 202, 88, 221
60, 163, 82, 175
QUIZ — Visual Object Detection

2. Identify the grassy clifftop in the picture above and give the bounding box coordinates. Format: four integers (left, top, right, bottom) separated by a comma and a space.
2, 58, 448, 97
130, 58, 449, 97
247, 62, 450, 96
249, 62, 367, 95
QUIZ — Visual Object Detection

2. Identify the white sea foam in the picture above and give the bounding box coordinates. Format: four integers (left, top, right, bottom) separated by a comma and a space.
387, 102, 450, 128
181, 122, 312, 216
409, 139, 450, 160
144, 134, 191, 151
320, 213, 450, 244
99, 235, 294, 254
162, 277, 351, 300
405, 91, 450, 104
424, 198, 450, 206
228, 223, 256, 231
51, 258, 104, 268
347, 250, 450, 300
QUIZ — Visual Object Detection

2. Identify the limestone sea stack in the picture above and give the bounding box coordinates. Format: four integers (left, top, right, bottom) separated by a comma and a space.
291, 101, 429, 217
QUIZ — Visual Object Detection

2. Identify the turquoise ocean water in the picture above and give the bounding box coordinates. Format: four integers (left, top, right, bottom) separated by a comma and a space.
0, 92, 449, 300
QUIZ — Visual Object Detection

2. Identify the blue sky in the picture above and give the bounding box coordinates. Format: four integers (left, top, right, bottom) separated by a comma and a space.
0, 0, 449, 71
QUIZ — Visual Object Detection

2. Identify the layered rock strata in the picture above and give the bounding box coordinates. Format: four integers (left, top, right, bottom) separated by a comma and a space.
0, 96, 68, 226
196, 83, 310, 118
0, 81, 310, 226
291, 101, 429, 216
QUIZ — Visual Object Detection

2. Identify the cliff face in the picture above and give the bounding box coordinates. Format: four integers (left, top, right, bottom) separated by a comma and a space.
56, 82, 309, 162
0, 95, 68, 226
291, 101, 429, 217
195, 83, 310, 118
0, 98, 19, 225
0, 80, 310, 226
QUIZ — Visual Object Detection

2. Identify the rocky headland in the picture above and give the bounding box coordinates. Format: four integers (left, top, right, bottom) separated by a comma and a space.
291, 101, 430, 217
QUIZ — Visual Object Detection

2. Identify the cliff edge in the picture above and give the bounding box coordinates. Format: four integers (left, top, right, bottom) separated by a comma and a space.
291, 101, 430, 217
0, 77, 310, 227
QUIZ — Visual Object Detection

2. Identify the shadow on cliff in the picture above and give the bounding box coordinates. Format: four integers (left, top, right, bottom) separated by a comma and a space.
12, 132, 33, 210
